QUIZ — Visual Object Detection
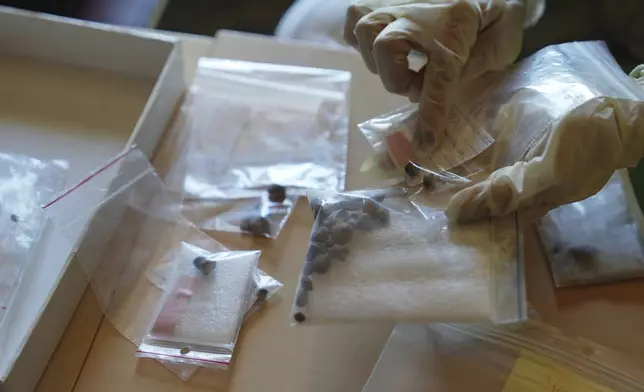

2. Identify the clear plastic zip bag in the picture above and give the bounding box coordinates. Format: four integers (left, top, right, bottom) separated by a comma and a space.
152, 255, 283, 380
537, 171, 644, 287
183, 59, 350, 198
363, 321, 644, 392
137, 243, 259, 368
291, 187, 526, 326
358, 41, 644, 190
180, 185, 296, 239
0, 152, 67, 338
43, 146, 226, 346
165, 59, 351, 239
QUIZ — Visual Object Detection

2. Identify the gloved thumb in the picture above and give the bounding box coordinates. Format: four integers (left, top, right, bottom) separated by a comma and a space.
445, 161, 537, 224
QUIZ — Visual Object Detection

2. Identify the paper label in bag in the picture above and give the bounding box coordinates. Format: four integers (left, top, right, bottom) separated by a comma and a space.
502, 350, 616, 392
398, 107, 494, 170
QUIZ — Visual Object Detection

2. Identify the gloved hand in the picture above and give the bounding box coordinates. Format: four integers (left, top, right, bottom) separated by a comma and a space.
344, 0, 544, 149
446, 67, 644, 224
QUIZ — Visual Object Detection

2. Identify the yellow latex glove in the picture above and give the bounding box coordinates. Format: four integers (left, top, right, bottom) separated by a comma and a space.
446, 74, 644, 223
344, 0, 544, 149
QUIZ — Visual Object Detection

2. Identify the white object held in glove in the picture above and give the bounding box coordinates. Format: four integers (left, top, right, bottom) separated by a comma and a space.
344, 0, 544, 150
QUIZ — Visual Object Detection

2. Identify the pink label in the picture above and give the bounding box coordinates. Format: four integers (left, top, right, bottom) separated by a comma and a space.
152, 275, 198, 336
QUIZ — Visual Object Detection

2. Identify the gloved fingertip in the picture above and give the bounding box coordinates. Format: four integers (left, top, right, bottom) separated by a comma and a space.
446, 183, 492, 224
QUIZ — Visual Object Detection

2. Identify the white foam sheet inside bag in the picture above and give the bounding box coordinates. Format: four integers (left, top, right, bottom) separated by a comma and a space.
138, 243, 259, 367
292, 191, 525, 325
173, 246, 257, 345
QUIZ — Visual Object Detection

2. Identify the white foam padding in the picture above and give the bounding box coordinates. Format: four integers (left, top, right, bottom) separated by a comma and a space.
174, 246, 258, 346
301, 212, 515, 323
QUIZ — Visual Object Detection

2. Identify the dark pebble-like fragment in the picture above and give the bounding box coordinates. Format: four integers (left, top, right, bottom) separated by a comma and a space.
10, 214, 19, 223
568, 246, 598, 266
240, 216, 272, 237
312, 255, 331, 274
404, 163, 420, 178
329, 246, 349, 262
331, 222, 354, 245
294, 312, 306, 323
334, 209, 351, 222
375, 207, 390, 226
301, 276, 313, 291
355, 213, 375, 231
267, 184, 287, 203
312, 227, 330, 244
422, 174, 435, 189
363, 200, 380, 218
193, 256, 206, 269
344, 211, 361, 227
295, 289, 309, 307
306, 243, 326, 261
193, 256, 216, 275
256, 288, 269, 301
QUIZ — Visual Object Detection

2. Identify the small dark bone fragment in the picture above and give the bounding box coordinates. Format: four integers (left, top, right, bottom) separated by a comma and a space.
312, 227, 330, 244
329, 245, 349, 262
377, 208, 390, 226
312, 255, 331, 274
422, 174, 435, 190
193, 256, 216, 275
355, 213, 375, 231
294, 312, 306, 323
334, 209, 351, 222
404, 163, 420, 178
362, 199, 381, 218
364, 199, 390, 226
346, 211, 363, 227
568, 246, 599, 268
267, 184, 287, 203
306, 243, 326, 262
301, 276, 313, 291
256, 288, 269, 301
10, 214, 19, 223
295, 289, 309, 307
240, 216, 272, 237
331, 222, 354, 245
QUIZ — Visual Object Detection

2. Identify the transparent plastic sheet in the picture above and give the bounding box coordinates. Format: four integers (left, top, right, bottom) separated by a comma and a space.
537, 171, 644, 287
43, 146, 226, 346
291, 188, 525, 326
363, 321, 644, 392
136, 243, 259, 368
155, 264, 283, 380
0, 153, 67, 346
165, 59, 351, 238
358, 41, 644, 190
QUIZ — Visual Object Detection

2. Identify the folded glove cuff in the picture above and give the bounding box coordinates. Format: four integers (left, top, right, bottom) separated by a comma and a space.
521, 0, 545, 28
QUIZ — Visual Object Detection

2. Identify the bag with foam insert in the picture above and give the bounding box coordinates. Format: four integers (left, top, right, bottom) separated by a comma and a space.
137, 243, 260, 368
291, 187, 526, 326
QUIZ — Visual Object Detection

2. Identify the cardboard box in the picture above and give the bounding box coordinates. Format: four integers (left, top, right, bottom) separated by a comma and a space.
0, 7, 185, 392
